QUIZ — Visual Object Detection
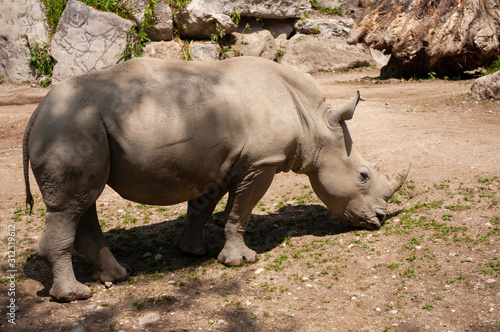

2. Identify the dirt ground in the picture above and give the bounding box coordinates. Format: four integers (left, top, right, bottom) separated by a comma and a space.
1, 68, 499, 332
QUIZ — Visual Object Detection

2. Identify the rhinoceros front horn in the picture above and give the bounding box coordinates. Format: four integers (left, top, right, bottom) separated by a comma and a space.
387, 163, 411, 197
329, 91, 361, 123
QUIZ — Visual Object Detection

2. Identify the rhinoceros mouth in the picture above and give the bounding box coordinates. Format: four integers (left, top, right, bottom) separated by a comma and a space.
344, 210, 386, 230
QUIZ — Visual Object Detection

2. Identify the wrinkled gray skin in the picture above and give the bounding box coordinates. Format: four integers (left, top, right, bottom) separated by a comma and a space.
23, 57, 410, 302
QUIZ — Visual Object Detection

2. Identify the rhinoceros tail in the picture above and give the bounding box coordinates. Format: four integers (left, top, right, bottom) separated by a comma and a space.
23, 108, 39, 214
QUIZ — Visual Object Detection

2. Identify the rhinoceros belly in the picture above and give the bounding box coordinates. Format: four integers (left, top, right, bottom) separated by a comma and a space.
105, 129, 242, 206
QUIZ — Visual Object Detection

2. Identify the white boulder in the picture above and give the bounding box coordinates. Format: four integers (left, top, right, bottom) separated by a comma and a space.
51, 0, 135, 84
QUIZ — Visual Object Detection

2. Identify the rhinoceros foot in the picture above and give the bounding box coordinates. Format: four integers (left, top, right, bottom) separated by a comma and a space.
50, 280, 93, 302
217, 245, 258, 266
176, 240, 210, 256
92, 262, 131, 283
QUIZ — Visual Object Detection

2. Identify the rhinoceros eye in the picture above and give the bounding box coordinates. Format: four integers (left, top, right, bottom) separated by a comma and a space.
360, 171, 369, 182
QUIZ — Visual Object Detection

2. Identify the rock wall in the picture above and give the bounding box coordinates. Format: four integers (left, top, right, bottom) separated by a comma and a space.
1, 0, 380, 84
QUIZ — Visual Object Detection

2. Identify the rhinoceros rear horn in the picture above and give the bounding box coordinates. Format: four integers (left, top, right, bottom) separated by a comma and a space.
388, 163, 411, 196
329, 91, 361, 123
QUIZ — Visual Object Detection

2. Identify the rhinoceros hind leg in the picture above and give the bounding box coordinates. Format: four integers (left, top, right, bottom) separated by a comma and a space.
217, 167, 276, 266
176, 188, 228, 256
74, 204, 130, 283
38, 211, 92, 302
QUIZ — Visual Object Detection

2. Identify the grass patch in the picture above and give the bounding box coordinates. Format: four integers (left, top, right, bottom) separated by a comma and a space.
310, 0, 343, 15
485, 55, 500, 75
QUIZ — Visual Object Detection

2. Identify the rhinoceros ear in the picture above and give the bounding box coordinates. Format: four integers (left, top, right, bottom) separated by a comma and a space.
328, 91, 361, 124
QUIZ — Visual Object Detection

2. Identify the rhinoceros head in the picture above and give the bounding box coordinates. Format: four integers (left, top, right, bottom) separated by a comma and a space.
307, 92, 410, 230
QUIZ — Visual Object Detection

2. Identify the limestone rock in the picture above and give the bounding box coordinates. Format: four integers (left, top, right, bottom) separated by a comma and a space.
230, 0, 311, 19
0, 36, 35, 83
143, 41, 183, 60
281, 35, 372, 73
51, 0, 135, 84
232, 30, 278, 61
191, 41, 219, 61
0, 0, 49, 82
0, 0, 49, 44
294, 18, 354, 38
181, 0, 311, 20
317, 0, 343, 8
119, 0, 173, 41
347, 0, 500, 78
177, 5, 236, 39
471, 71, 500, 101
313, 0, 379, 19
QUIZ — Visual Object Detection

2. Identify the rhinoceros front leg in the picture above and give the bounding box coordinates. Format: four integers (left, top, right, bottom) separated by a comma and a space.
176, 188, 228, 256
74, 204, 130, 283
218, 167, 276, 266
38, 211, 93, 302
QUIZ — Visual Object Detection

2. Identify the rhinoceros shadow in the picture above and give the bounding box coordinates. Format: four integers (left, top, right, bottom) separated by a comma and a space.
23, 204, 403, 300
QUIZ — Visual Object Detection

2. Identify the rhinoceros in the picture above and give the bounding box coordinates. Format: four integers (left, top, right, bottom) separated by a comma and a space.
23, 56, 409, 301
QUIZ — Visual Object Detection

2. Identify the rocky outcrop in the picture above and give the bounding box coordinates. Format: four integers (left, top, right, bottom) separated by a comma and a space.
1, 0, 380, 83
281, 35, 373, 73
181, 0, 311, 20
0, 0, 49, 82
119, 0, 173, 41
471, 71, 500, 101
51, 0, 134, 84
347, 0, 500, 78
176, 0, 310, 39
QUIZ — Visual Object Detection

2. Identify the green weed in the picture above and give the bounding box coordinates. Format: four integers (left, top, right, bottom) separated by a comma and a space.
310, 0, 343, 15
230, 7, 240, 26
485, 54, 500, 75
29, 42, 54, 86
387, 263, 400, 269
